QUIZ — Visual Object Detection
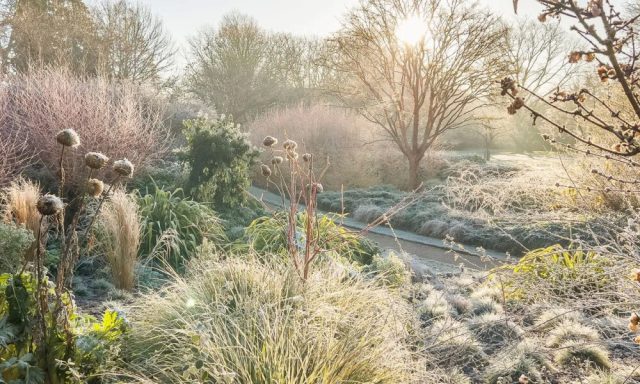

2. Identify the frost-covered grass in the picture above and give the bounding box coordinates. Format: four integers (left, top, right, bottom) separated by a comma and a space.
316, 154, 619, 255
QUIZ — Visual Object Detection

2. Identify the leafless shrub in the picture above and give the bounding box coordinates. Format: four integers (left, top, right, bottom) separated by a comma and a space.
0, 68, 171, 191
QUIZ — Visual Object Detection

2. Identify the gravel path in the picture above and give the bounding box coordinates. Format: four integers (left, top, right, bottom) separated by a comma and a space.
249, 187, 507, 274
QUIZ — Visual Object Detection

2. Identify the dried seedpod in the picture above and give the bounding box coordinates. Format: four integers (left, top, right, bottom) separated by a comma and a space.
56, 129, 81, 148
113, 159, 134, 178
84, 152, 109, 170
271, 156, 284, 165
263, 136, 278, 147
87, 179, 105, 198
37, 194, 64, 216
302, 153, 312, 162
261, 164, 272, 177
283, 139, 298, 150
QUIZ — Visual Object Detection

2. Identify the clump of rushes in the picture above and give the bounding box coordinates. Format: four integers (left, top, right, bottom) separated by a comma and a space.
113, 158, 134, 178
84, 152, 109, 170
263, 136, 278, 147
86, 179, 104, 198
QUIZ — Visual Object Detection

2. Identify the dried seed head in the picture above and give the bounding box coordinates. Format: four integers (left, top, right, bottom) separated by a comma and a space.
87, 178, 104, 198
84, 152, 109, 170
263, 136, 278, 147
56, 129, 80, 148
537, 13, 547, 22
283, 139, 297, 150
113, 158, 134, 178
302, 153, 312, 162
512, 97, 525, 110
631, 313, 640, 326
286, 150, 299, 161
271, 156, 284, 165
261, 164, 272, 177
37, 194, 63, 216
584, 52, 596, 62
568, 51, 582, 63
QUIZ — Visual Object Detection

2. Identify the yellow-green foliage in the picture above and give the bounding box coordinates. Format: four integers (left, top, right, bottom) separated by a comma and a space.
494, 245, 613, 302
116, 256, 418, 383
242, 212, 379, 266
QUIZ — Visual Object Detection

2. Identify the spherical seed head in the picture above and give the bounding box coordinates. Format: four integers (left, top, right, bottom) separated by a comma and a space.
631, 312, 640, 325
87, 178, 104, 197
84, 152, 109, 170
37, 194, 64, 216
261, 164, 272, 177
263, 136, 278, 147
283, 139, 297, 150
302, 153, 312, 162
313, 183, 323, 193
56, 129, 80, 148
113, 158, 134, 178
271, 156, 283, 165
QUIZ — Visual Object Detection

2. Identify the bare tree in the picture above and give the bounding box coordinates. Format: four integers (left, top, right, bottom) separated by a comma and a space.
186, 12, 325, 123
503, 18, 580, 95
0, 0, 101, 74
323, 0, 505, 189
93, 0, 174, 84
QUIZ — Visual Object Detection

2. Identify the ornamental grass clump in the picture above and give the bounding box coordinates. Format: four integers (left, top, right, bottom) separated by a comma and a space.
116, 256, 419, 383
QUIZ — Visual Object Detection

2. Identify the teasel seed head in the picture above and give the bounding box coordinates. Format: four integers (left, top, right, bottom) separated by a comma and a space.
263, 136, 278, 147
37, 194, 64, 216
261, 164, 272, 177
302, 153, 312, 162
56, 129, 80, 148
271, 156, 284, 165
87, 178, 105, 198
84, 152, 109, 170
113, 158, 134, 178
283, 139, 297, 150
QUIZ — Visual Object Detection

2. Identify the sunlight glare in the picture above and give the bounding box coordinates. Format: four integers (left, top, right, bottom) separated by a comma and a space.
395, 15, 428, 46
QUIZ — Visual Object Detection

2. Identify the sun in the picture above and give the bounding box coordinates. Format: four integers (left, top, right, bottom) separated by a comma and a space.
395, 15, 428, 46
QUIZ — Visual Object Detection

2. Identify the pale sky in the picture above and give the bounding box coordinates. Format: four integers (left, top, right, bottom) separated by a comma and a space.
125, 0, 545, 68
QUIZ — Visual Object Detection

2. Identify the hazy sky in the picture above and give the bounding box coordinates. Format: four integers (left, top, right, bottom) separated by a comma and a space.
128, 0, 545, 67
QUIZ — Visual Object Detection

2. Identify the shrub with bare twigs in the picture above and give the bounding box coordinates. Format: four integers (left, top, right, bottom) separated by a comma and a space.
0, 68, 170, 193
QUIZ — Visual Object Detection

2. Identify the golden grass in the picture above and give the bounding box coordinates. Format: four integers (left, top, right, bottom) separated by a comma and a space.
1, 177, 41, 260
99, 189, 141, 290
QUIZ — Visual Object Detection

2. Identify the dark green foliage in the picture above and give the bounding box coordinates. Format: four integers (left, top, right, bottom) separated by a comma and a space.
0, 273, 127, 383
0, 222, 35, 274
179, 117, 259, 210
137, 186, 227, 271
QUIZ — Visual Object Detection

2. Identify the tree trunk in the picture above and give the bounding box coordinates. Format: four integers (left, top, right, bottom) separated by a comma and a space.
408, 156, 420, 190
